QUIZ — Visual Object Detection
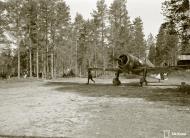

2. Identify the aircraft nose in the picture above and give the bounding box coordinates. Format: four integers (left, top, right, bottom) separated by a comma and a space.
118, 54, 128, 66
118, 58, 123, 65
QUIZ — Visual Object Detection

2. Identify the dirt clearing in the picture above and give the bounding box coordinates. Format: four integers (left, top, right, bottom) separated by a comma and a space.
0, 78, 189, 138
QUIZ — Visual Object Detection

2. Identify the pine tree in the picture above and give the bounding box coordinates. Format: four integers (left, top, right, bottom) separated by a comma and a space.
108, 0, 131, 67
147, 34, 156, 64
155, 24, 167, 65
92, 0, 107, 69
6, 0, 26, 78
23, 0, 38, 77
51, 0, 70, 78
73, 13, 85, 76
0, 1, 6, 38
132, 17, 146, 58
155, 23, 179, 66
0, 1, 8, 46
162, 0, 190, 52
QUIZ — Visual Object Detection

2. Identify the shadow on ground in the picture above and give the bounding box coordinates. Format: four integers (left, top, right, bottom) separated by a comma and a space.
44, 81, 190, 107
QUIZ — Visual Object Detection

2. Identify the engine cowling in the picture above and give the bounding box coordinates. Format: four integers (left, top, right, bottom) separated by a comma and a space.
117, 54, 143, 71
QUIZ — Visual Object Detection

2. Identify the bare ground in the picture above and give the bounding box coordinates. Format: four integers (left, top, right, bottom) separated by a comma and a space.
0, 77, 190, 138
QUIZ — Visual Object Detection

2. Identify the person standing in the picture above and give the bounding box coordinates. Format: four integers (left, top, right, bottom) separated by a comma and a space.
87, 70, 95, 84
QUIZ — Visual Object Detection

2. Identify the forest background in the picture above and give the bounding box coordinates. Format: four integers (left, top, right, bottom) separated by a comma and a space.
0, 0, 189, 79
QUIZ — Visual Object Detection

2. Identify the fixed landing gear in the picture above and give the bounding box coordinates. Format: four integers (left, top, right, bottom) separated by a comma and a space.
140, 77, 148, 87
113, 78, 121, 86
112, 70, 121, 86
140, 68, 148, 87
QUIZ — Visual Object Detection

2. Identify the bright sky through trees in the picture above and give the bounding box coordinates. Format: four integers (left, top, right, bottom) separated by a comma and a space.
64, 0, 165, 38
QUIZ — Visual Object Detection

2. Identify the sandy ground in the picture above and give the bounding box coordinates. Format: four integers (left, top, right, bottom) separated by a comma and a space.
0, 77, 190, 138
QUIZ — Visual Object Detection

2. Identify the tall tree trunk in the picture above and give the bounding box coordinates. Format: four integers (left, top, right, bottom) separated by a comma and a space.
45, 6, 48, 79
28, 22, 32, 78
36, 44, 39, 79
17, 45, 20, 79
29, 49, 32, 77
51, 52, 54, 79
46, 31, 49, 79
79, 65, 82, 77
50, 20, 55, 79
75, 39, 78, 76
101, 15, 105, 76
42, 52, 46, 78
94, 42, 97, 77
16, 18, 20, 79
101, 23, 105, 70
112, 46, 115, 68
29, 38, 32, 77
54, 49, 57, 78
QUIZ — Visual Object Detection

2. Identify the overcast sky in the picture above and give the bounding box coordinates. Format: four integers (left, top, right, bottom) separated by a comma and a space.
64, 0, 165, 39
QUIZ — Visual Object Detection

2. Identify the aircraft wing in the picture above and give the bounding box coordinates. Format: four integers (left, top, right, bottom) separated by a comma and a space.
142, 65, 190, 74
88, 65, 190, 74
88, 67, 120, 72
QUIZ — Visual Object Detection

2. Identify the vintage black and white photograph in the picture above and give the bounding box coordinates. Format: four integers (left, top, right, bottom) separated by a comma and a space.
0, 0, 190, 137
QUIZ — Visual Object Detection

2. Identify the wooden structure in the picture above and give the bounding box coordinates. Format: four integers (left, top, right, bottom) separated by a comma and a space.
177, 53, 190, 66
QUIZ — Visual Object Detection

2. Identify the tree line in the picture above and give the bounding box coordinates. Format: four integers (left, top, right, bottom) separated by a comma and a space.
148, 0, 190, 66
0, 0, 189, 79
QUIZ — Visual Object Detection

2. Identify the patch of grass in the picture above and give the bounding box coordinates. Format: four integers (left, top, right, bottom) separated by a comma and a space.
45, 80, 190, 107
178, 84, 190, 94
169, 70, 190, 79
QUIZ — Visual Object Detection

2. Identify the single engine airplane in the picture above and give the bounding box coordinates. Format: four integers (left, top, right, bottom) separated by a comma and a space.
87, 53, 190, 86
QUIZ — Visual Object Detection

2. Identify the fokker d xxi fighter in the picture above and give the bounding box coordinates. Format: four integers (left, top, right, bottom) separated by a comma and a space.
88, 53, 190, 86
